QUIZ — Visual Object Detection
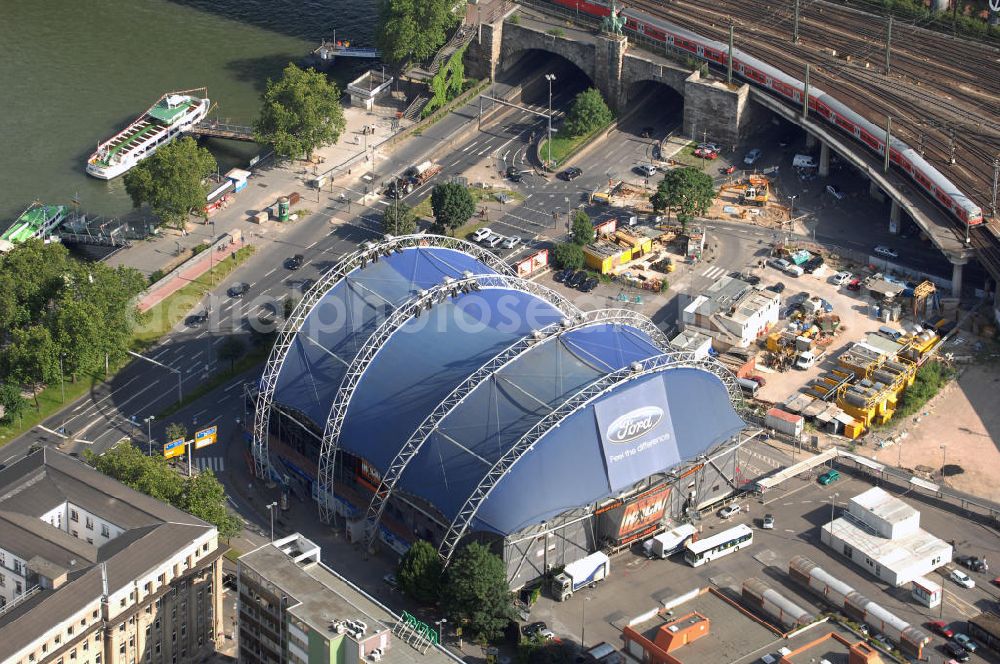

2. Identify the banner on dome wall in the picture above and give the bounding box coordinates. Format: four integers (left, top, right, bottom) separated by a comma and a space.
593, 376, 680, 493
596, 484, 671, 545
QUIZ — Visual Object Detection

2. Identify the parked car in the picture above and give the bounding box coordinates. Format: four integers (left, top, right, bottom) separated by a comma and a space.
766, 282, 786, 293
186, 310, 209, 327
636, 164, 658, 177
506, 165, 522, 183
992, 576, 1000, 588
694, 147, 719, 159
956, 555, 988, 572
952, 633, 977, 652
718, 504, 742, 519
769, 257, 791, 271
874, 245, 899, 259
502, 235, 522, 250
472, 227, 493, 242
554, 268, 574, 283
744, 148, 762, 165
580, 277, 599, 293
846, 278, 862, 291
285, 254, 304, 270
943, 641, 970, 662
825, 184, 846, 200
950, 569, 975, 589
743, 274, 761, 285
567, 270, 589, 289
928, 621, 954, 638
832, 271, 853, 286
382, 573, 398, 589
484, 234, 504, 248
521, 622, 548, 637
803, 256, 824, 273
698, 142, 722, 153
762, 513, 775, 529
818, 469, 841, 485
538, 628, 555, 641
560, 167, 583, 181
227, 282, 250, 298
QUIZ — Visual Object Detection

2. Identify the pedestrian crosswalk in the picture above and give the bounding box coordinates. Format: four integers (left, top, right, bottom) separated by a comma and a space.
698, 265, 728, 281
194, 457, 225, 473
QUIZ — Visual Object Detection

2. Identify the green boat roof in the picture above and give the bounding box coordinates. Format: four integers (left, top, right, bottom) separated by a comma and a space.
148, 95, 196, 124
1, 205, 68, 243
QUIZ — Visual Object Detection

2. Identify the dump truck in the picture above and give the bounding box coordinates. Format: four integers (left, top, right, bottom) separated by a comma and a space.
552, 551, 610, 601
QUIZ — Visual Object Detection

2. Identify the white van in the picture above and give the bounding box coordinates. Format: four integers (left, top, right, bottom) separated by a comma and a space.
877, 325, 905, 341
793, 154, 817, 169
784, 264, 805, 277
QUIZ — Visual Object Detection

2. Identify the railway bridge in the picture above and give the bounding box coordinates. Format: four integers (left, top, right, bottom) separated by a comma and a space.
466, 2, 997, 300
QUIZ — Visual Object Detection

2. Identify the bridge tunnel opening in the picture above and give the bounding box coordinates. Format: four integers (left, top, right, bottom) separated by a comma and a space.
497, 49, 595, 112
621, 80, 684, 142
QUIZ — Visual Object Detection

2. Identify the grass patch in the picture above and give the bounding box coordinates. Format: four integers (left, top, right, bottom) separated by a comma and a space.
224, 548, 243, 564
895, 360, 955, 420
538, 124, 607, 169
411, 188, 522, 222
670, 143, 708, 168
157, 345, 269, 419
132, 245, 257, 348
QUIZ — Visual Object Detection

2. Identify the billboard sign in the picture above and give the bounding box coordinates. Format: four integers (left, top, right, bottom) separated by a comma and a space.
194, 426, 218, 449
164, 438, 186, 459
593, 377, 679, 492
617, 484, 670, 538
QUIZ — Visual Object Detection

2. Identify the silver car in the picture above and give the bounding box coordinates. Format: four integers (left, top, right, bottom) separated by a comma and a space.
502, 235, 522, 249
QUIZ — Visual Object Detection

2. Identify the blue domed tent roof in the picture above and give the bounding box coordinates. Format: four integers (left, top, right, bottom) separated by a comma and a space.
265, 243, 745, 539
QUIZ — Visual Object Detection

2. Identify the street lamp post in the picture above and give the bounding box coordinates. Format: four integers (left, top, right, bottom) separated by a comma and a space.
266, 501, 277, 542
940, 444, 947, 479
581, 596, 591, 648
545, 74, 556, 168
789, 195, 798, 226
59, 353, 66, 403
828, 491, 839, 545
144, 415, 155, 456
436, 619, 447, 644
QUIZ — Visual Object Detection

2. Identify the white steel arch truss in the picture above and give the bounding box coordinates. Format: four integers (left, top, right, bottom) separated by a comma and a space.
316, 273, 583, 523
437, 351, 743, 564
362, 307, 672, 549
251, 234, 513, 478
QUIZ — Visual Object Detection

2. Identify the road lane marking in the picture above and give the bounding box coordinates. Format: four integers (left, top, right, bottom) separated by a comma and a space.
38, 425, 68, 439
264, 267, 277, 278
224, 380, 245, 392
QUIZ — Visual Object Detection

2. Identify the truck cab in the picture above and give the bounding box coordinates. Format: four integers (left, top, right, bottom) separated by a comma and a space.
552, 551, 610, 601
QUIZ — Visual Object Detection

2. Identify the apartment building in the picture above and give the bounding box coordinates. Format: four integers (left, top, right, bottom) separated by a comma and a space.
0, 449, 226, 664
238, 534, 456, 664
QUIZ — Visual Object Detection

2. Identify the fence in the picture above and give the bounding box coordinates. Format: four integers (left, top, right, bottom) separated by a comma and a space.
137, 231, 246, 312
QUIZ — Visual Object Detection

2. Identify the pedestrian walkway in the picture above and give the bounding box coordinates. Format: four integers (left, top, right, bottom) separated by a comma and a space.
195, 456, 225, 473
698, 264, 728, 281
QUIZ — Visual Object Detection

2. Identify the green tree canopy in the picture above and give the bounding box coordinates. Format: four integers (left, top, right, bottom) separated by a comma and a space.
253, 63, 347, 161
165, 422, 188, 443
552, 243, 585, 270
397, 539, 443, 604
570, 209, 594, 245
86, 443, 241, 538
430, 183, 476, 235
377, 0, 456, 66
5, 325, 60, 407
383, 202, 417, 236
123, 137, 218, 229
650, 167, 716, 221
563, 88, 614, 137
442, 542, 515, 642
0, 383, 28, 424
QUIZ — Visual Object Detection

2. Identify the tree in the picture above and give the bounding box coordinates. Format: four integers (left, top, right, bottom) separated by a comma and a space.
430, 183, 476, 235
552, 243, 585, 270
519, 637, 577, 664
283, 296, 299, 320
649, 167, 716, 222
570, 210, 594, 245
377, 0, 456, 66
563, 88, 614, 137
5, 325, 60, 407
397, 539, 443, 604
254, 63, 346, 161
217, 336, 245, 371
383, 202, 417, 236
123, 137, 217, 229
87, 443, 241, 538
442, 542, 516, 642
165, 422, 188, 443
0, 383, 28, 424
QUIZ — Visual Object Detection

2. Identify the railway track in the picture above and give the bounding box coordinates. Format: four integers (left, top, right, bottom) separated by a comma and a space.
627, 0, 1000, 216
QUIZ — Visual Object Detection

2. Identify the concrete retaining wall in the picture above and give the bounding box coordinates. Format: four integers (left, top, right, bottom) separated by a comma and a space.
137, 231, 245, 312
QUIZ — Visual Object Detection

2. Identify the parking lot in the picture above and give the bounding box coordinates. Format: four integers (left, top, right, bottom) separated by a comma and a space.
526, 466, 1000, 664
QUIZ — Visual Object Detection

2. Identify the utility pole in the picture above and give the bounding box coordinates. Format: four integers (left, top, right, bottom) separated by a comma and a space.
884, 16, 893, 75
546, 74, 556, 168
883, 116, 892, 173
991, 156, 999, 219
793, 0, 800, 43
802, 64, 810, 118
727, 24, 734, 84
948, 129, 956, 164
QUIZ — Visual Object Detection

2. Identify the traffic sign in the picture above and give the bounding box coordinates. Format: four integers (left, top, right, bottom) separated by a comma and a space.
164, 438, 186, 459
194, 425, 218, 449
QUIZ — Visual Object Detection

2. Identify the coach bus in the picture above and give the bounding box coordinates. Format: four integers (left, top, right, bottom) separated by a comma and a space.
684, 524, 753, 567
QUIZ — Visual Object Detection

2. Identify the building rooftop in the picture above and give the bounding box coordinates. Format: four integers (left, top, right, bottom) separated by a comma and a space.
728, 289, 779, 325
670, 328, 713, 352
240, 535, 458, 664
0, 449, 218, 661
822, 516, 948, 570
850, 487, 918, 526
690, 276, 752, 317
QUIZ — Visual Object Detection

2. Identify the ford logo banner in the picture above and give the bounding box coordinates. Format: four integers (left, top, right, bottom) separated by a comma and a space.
607, 406, 663, 444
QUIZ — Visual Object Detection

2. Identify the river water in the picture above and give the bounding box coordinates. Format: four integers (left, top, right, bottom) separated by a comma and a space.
0, 0, 376, 222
